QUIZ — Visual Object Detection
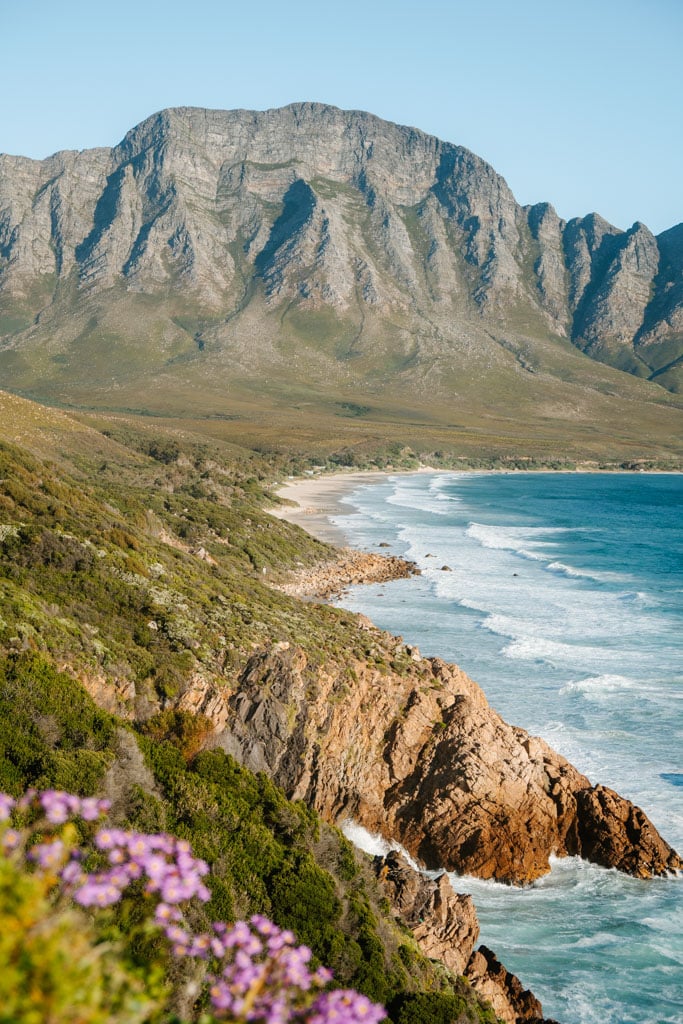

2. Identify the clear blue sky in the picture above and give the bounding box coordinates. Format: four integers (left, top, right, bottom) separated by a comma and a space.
2, 0, 681, 234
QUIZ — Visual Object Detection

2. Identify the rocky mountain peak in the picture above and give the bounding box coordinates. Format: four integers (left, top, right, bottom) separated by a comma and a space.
0, 103, 682, 396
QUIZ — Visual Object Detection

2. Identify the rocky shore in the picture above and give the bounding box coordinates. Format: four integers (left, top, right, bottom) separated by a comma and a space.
239, 474, 682, 1020
206, 635, 681, 1022
373, 850, 557, 1024
218, 640, 682, 885
275, 547, 420, 600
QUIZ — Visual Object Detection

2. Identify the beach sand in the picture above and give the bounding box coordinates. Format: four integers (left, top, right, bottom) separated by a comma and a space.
268, 471, 393, 545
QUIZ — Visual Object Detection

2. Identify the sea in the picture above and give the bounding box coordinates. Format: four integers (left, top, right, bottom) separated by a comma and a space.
328, 471, 682, 1024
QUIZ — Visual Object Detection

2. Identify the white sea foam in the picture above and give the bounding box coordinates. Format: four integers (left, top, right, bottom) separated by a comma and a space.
340, 820, 393, 857
561, 674, 639, 698
546, 560, 592, 578
546, 560, 629, 583
458, 597, 489, 613
340, 820, 429, 876
466, 521, 567, 553
617, 590, 653, 606
385, 483, 451, 516
501, 634, 623, 669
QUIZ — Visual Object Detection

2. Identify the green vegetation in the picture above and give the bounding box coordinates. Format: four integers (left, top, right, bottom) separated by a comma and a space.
0, 411, 502, 1022
0, 853, 158, 1024
0, 652, 496, 1022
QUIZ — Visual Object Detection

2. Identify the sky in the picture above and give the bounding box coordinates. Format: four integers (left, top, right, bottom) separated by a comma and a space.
2, 0, 681, 234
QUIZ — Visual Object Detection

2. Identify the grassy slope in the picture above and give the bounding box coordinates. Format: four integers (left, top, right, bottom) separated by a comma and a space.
0, 396, 501, 1022
1, 281, 682, 465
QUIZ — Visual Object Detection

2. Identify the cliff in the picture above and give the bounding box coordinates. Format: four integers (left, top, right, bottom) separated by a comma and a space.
216, 639, 681, 885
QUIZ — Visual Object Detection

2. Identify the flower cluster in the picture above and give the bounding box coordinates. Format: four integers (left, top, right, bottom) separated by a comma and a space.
205, 915, 383, 1023
1, 789, 210, 912
0, 790, 386, 1024
0, 789, 110, 824
77, 828, 211, 912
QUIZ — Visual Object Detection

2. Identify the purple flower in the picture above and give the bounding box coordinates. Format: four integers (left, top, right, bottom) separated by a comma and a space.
308, 990, 386, 1024
40, 790, 75, 824
164, 924, 190, 946
95, 828, 127, 850
1, 828, 21, 851
28, 839, 66, 870
0, 793, 15, 821
80, 796, 109, 821
16, 788, 37, 812
60, 860, 83, 885
74, 880, 122, 907
155, 902, 182, 924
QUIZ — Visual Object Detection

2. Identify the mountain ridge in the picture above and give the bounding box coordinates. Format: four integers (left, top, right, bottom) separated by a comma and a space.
1, 103, 682, 458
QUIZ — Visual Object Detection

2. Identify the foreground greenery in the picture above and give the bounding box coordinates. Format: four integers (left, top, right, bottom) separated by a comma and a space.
0, 408, 500, 1023
0, 654, 497, 1023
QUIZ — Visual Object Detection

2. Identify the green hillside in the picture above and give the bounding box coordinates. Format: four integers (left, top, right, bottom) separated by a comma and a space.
0, 401, 501, 1022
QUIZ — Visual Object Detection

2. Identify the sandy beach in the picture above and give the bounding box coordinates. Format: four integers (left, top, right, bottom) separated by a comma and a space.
269, 468, 436, 546
266, 470, 426, 598
268, 471, 394, 545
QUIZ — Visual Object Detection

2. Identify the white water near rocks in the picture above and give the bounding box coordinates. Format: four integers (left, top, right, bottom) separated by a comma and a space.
330, 472, 682, 1024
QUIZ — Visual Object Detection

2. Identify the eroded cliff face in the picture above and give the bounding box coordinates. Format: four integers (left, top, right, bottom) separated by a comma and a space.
215, 639, 681, 885
1, 103, 681, 392
372, 851, 555, 1024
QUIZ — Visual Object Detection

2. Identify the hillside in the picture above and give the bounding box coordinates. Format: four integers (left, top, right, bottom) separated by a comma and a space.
0, 104, 682, 463
0, 392, 680, 1022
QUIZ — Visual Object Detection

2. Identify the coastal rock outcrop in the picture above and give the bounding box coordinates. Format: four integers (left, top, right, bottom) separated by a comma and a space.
372, 850, 479, 975
275, 548, 420, 600
373, 850, 557, 1024
465, 946, 552, 1024
217, 641, 682, 885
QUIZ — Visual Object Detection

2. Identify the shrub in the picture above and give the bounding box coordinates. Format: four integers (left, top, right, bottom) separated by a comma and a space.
0, 789, 386, 1024
0, 841, 157, 1024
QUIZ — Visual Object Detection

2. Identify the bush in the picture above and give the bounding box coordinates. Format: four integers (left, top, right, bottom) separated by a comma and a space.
0, 852, 157, 1024
0, 790, 386, 1024
388, 991, 496, 1024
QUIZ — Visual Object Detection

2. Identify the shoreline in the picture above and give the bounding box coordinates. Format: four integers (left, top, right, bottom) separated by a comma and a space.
267, 467, 683, 1024
269, 469, 432, 545
268, 470, 426, 597
269, 464, 682, 547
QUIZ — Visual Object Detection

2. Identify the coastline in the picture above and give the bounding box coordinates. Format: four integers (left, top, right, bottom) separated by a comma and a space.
269, 464, 681, 548
268, 467, 683, 1024
269, 470, 425, 597
270, 468, 435, 546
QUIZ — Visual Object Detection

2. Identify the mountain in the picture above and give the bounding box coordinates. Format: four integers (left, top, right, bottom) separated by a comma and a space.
0, 103, 682, 460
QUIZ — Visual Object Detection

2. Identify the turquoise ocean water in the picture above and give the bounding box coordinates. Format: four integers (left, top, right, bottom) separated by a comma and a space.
331, 472, 682, 1024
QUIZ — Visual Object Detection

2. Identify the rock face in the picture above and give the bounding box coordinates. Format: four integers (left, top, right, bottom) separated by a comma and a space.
373, 851, 479, 976
0, 103, 681, 395
217, 640, 682, 885
372, 851, 560, 1023
465, 946, 550, 1024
